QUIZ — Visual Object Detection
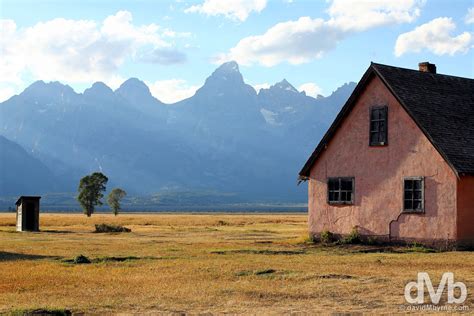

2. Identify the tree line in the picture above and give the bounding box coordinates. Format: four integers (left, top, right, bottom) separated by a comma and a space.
77, 172, 127, 217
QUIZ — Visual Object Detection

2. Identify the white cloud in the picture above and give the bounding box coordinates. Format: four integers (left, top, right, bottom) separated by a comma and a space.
0, 11, 188, 88
217, 0, 423, 66
395, 17, 472, 57
465, 7, 474, 24
147, 79, 199, 104
185, 0, 267, 21
252, 83, 270, 92
216, 17, 345, 66
0, 86, 17, 102
298, 83, 323, 98
327, 0, 423, 31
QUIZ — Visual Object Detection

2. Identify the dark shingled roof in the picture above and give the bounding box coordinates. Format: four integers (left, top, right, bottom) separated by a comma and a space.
299, 62, 474, 179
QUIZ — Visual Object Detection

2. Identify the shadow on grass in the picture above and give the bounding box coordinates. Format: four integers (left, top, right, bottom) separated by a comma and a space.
0, 251, 61, 262
40, 230, 75, 234
9, 308, 72, 316
61, 255, 178, 264
212, 249, 305, 255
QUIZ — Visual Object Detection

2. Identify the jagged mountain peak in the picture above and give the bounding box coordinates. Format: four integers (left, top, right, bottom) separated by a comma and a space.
118, 78, 149, 92
206, 61, 244, 85
116, 78, 153, 98
271, 79, 298, 93
22, 80, 77, 99
115, 77, 165, 106
215, 61, 240, 73
83, 82, 115, 99
24, 80, 73, 92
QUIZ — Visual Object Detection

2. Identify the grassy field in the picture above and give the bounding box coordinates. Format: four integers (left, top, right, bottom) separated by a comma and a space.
0, 213, 473, 314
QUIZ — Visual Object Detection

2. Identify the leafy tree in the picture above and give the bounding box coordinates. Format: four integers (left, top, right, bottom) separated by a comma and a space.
107, 188, 127, 216
77, 172, 108, 217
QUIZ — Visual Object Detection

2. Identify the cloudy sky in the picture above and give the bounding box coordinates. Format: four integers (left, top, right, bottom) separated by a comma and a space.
1, 0, 473, 103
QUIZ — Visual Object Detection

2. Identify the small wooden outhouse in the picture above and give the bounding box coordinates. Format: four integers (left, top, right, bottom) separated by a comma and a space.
16, 196, 40, 232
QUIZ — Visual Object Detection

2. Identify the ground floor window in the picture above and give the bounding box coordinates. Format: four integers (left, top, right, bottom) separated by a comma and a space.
403, 177, 424, 212
327, 177, 354, 205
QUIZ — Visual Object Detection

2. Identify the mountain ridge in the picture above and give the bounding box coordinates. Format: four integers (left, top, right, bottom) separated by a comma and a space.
0, 61, 356, 205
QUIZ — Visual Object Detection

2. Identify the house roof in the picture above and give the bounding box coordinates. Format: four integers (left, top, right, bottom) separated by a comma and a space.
16, 196, 41, 205
299, 62, 474, 179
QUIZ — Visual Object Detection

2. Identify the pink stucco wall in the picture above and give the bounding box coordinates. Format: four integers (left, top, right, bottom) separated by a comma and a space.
308, 75, 458, 243
457, 176, 474, 245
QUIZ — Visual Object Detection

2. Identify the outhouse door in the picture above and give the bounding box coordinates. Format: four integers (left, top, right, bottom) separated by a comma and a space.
24, 202, 36, 231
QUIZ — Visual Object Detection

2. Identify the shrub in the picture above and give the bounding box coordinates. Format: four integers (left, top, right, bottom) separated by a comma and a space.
320, 230, 335, 244
367, 236, 378, 245
73, 254, 91, 264
407, 241, 436, 253
94, 223, 131, 233
341, 227, 361, 244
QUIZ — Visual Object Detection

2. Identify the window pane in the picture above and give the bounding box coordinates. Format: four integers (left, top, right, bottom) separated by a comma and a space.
404, 180, 413, 190
328, 179, 336, 190
341, 179, 352, 190
405, 190, 413, 200
404, 199, 413, 210
414, 190, 422, 200
413, 200, 422, 210
371, 109, 378, 120
414, 180, 422, 190
329, 192, 334, 202
333, 192, 339, 201
379, 120, 386, 132
380, 108, 387, 121
340, 192, 347, 201
370, 132, 377, 144
373, 121, 379, 132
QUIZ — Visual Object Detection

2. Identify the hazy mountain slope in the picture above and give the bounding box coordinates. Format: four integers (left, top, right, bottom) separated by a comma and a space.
0, 135, 61, 195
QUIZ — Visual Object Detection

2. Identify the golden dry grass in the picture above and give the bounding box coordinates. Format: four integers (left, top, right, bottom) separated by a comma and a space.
0, 213, 473, 314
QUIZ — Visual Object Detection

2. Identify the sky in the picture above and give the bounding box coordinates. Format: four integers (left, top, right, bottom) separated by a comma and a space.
1, 0, 473, 103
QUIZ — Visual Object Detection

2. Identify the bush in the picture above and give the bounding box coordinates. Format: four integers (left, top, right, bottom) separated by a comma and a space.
320, 230, 335, 244
94, 223, 131, 233
340, 227, 361, 244
73, 254, 91, 264
366, 236, 379, 245
407, 241, 436, 253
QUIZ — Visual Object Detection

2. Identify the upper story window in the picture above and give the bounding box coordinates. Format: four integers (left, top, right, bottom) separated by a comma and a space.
403, 177, 424, 212
328, 177, 354, 205
370, 106, 388, 146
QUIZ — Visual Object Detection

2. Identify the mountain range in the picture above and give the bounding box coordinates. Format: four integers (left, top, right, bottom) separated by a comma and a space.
0, 61, 355, 208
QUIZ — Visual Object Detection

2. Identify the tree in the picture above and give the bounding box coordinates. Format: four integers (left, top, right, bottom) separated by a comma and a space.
77, 172, 108, 217
107, 188, 127, 216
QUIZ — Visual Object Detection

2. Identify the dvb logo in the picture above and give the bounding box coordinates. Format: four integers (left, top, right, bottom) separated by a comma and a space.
405, 272, 467, 304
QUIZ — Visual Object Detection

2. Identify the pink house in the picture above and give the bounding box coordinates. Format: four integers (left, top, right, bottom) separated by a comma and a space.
299, 62, 474, 248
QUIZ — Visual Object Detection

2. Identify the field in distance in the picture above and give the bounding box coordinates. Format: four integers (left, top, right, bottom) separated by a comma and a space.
0, 213, 473, 314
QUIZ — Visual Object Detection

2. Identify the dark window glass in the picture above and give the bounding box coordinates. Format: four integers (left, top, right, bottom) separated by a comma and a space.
370, 106, 388, 146
404, 178, 424, 212
328, 178, 354, 204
